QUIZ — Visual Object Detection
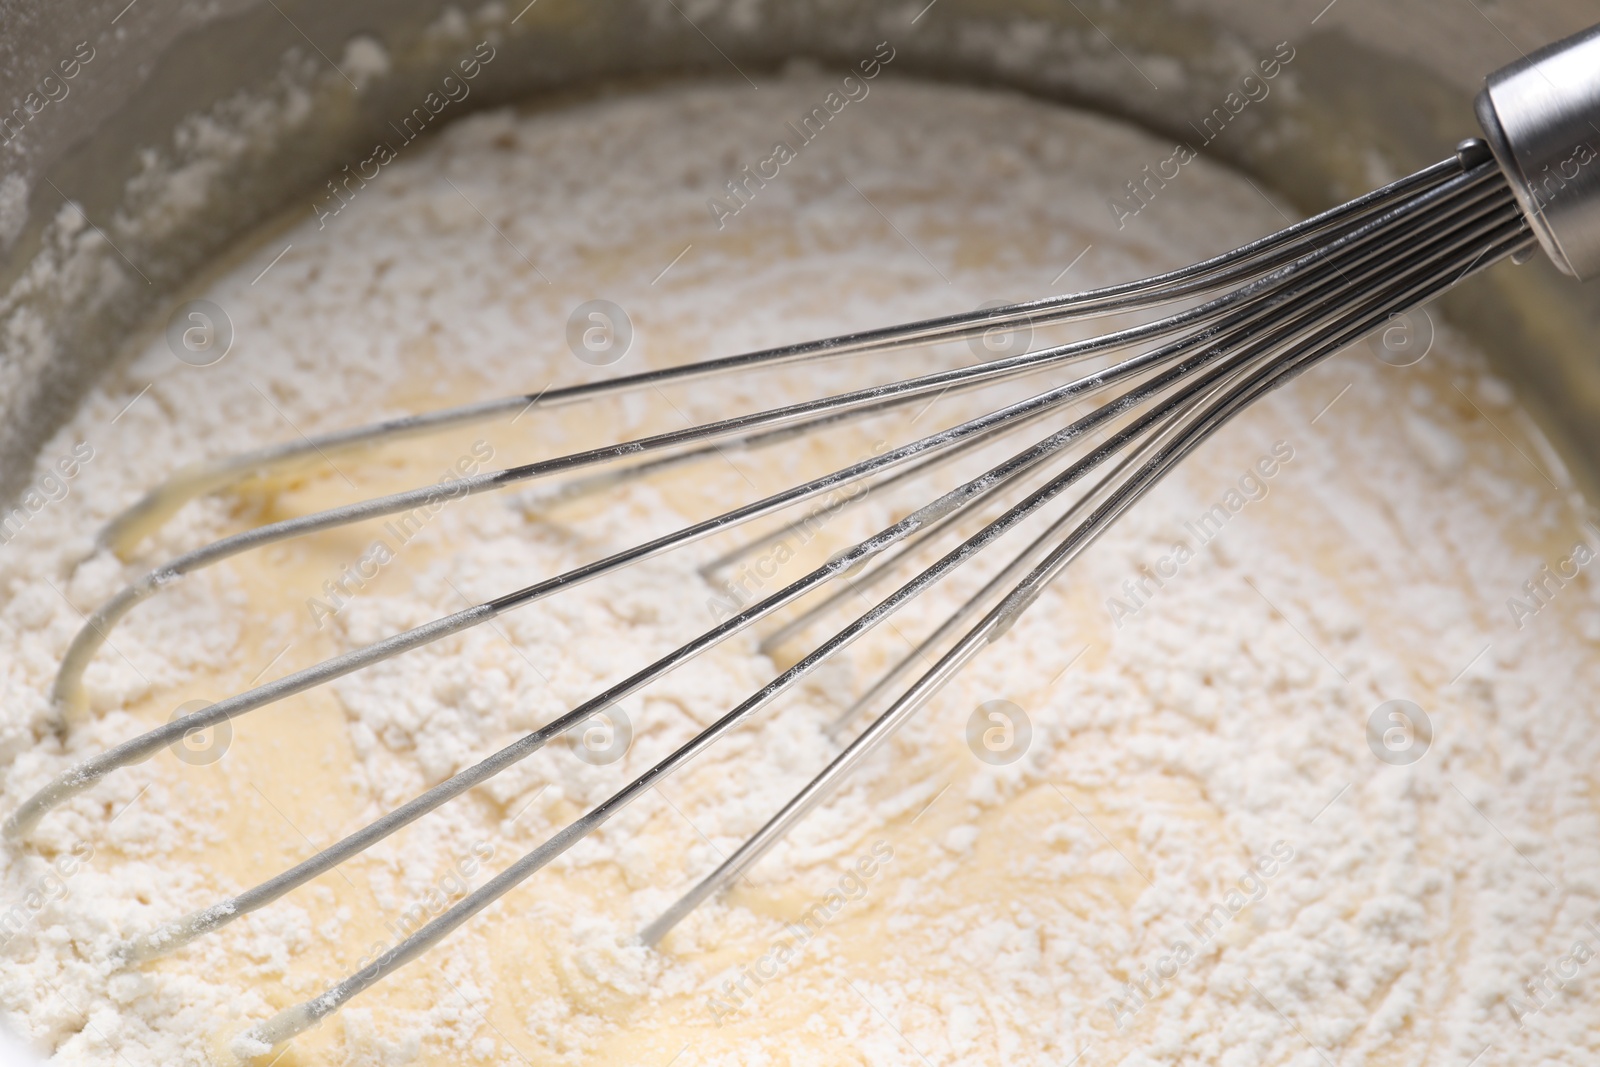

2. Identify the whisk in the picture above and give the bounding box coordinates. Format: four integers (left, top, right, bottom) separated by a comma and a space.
7, 22, 1600, 1056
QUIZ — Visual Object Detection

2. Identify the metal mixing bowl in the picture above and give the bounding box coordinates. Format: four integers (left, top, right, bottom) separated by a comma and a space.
1, 0, 1597, 509
0, 0, 1593, 511
0, 2, 1597, 1061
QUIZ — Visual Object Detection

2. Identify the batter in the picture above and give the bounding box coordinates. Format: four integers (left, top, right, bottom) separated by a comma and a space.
2, 70, 1599, 1067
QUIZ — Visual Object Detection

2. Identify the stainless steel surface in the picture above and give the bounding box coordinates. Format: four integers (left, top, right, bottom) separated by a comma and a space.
1477, 22, 1600, 278
1, 0, 1599, 506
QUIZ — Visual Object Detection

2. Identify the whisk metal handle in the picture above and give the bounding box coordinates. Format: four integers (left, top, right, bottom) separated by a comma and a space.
1476, 21, 1600, 279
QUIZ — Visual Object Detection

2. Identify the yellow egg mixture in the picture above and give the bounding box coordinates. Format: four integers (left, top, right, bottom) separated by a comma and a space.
2, 74, 1599, 1067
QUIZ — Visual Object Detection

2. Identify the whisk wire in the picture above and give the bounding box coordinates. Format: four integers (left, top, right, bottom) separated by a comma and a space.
643, 212, 1535, 945
235, 160, 1526, 1047
0, 137, 1539, 1057
93, 155, 1465, 561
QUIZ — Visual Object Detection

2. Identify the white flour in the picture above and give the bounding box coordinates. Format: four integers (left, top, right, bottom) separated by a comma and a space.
2, 72, 1599, 1067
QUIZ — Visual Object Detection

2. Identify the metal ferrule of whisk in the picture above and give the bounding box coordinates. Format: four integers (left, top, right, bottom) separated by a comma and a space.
1475, 21, 1600, 279
4, 19, 1599, 1064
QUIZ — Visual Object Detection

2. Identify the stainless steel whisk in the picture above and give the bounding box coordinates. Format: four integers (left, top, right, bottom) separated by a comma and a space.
7, 22, 1600, 1056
